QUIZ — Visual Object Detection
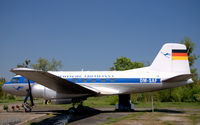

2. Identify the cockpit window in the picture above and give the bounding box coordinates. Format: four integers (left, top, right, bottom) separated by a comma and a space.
11, 78, 20, 83
24, 78, 28, 83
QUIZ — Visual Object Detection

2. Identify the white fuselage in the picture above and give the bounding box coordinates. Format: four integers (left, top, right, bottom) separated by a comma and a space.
2, 66, 193, 100
49, 66, 192, 95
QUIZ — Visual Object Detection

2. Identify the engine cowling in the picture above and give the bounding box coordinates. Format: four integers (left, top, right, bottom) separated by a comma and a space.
31, 84, 58, 99
31, 84, 85, 104
51, 99, 72, 104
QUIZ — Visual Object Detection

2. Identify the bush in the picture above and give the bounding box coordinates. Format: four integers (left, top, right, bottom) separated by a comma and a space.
3, 104, 8, 111
194, 94, 200, 102
8, 94, 15, 100
108, 96, 118, 105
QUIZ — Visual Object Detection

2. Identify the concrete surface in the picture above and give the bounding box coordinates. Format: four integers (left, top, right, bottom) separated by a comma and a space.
0, 104, 200, 125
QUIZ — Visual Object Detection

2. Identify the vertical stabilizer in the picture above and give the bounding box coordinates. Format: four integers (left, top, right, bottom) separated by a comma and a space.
150, 43, 190, 74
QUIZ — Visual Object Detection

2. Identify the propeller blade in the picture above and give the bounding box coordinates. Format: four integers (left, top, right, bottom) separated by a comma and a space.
24, 89, 29, 103
28, 80, 34, 106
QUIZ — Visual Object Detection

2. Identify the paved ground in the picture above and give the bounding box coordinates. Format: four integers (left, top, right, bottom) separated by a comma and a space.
110, 109, 200, 125
0, 104, 200, 125
69, 108, 200, 125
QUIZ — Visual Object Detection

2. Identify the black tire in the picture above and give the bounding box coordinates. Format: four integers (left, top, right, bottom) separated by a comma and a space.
24, 102, 32, 112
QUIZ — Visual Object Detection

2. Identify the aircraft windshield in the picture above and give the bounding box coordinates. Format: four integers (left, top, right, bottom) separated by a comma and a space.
11, 78, 20, 83
24, 78, 28, 83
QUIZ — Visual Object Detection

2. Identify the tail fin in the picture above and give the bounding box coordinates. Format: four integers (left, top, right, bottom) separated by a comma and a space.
150, 43, 190, 74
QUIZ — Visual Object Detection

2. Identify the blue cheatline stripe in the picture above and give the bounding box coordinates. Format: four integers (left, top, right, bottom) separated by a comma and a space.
67, 78, 161, 84
4, 77, 161, 84
4, 82, 35, 85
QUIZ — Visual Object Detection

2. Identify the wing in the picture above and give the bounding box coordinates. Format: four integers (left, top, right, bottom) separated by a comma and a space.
162, 74, 194, 83
11, 68, 99, 95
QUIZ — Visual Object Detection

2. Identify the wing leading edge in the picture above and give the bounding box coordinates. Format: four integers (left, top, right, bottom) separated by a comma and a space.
11, 68, 99, 95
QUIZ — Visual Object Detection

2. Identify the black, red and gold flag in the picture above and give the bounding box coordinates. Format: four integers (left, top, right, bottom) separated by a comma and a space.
172, 49, 188, 60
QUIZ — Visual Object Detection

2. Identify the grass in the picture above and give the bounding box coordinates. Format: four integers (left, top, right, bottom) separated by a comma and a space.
134, 101, 200, 109
38, 103, 72, 109
187, 114, 200, 125
1, 96, 200, 109
83, 96, 115, 107
189, 114, 197, 125
163, 121, 173, 125
101, 112, 144, 125
84, 96, 200, 109
0, 98, 24, 104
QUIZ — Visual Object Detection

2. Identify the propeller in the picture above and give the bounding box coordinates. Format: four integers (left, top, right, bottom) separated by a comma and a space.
28, 80, 34, 106
24, 80, 34, 107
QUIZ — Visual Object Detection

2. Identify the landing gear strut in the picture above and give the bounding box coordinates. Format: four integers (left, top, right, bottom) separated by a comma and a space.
115, 94, 134, 111
68, 98, 87, 113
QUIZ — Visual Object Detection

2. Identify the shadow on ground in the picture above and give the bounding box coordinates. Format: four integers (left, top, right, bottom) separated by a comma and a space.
29, 107, 184, 125
30, 107, 101, 125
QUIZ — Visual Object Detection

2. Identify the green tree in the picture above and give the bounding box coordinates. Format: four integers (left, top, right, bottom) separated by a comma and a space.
31, 57, 62, 71
0, 78, 6, 100
181, 36, 199, 67
181, 37, 200, 101
17, 59, 31, 68
111, 57, 145, 102
111, 57, 144, 71
48, 58, 63, 71
180, 37, 199, 82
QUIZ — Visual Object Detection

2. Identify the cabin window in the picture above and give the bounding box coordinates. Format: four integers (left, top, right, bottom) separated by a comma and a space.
11, 78, 20, 83
110, 79, 115, 82
73, 78, 78, 83
91, 79, 96, 83
101, 79, 106, 83
82, 79, 87, 83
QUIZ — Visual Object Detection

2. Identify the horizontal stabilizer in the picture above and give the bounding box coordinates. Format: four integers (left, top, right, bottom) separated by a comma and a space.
11, 68, 99, 95
162, 74, 194, 83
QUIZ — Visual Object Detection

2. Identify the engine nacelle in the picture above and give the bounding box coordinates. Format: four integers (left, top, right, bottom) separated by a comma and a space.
32, 84, 62, 99
51, 99, 72, 104
31, 84, 86, 104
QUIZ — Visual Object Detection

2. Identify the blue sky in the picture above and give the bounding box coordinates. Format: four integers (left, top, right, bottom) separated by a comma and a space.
0, 0, 200, 81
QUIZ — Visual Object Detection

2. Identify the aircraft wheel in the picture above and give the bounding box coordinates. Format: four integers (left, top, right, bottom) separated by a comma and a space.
24, 102, 32, 112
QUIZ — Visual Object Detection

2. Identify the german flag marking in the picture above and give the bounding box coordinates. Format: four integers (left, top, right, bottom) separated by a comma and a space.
172, 53, 188, 56
172, 50, 187, 53
172, 56, 188, 60
172, 49, 188, 60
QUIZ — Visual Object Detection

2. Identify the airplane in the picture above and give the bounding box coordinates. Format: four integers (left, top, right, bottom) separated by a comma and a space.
2, 43, 194, 112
